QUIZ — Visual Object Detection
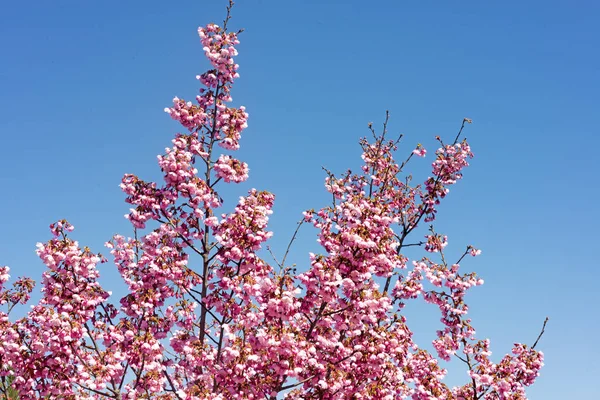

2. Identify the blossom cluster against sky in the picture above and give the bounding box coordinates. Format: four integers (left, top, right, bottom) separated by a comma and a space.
0, 1, 598, 398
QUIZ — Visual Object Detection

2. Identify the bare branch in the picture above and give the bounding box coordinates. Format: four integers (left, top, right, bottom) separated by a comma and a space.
281, 219, 305, 268
532, 317, 549, 350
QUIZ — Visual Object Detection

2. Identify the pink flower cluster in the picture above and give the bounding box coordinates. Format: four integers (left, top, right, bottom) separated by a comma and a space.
418, 138, 474, 223
413, 143, 427, 157
213, 154, 249, 183
424, 233, 448, 253
164, 97, 208, 131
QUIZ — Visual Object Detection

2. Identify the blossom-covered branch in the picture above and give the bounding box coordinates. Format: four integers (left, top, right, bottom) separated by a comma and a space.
0, 2, 546, 399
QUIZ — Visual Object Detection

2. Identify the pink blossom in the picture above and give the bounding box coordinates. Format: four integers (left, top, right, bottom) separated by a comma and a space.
413, 144, 427, 157
213, 154, 249, 183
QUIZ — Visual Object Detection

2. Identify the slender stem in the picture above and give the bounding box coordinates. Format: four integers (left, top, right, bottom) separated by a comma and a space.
532, 317, 549, 350
281, 219, 304, 268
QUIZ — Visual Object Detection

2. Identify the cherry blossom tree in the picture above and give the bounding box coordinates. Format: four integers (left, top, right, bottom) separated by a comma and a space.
0, 2, 546, 399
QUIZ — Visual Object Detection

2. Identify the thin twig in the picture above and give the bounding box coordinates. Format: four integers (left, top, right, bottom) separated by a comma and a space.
281, 219, 305, 268
401, 241, 425, 248
452, 117, 472, 145
266, 246, 283, 268
532, 317, 549, 349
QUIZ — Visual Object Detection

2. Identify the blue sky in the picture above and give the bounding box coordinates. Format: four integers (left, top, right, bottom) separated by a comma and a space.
1, 0, 598, 398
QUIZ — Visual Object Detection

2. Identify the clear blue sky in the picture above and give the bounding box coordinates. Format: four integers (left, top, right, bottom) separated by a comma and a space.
1, 0, 598, 398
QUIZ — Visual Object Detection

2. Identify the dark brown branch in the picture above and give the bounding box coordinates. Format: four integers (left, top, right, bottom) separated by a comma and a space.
163, 370, 184, 400
400, 241, 425, 248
